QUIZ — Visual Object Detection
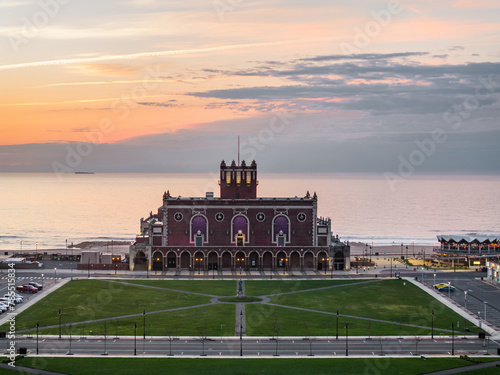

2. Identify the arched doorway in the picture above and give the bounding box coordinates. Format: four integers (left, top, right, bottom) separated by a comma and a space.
303, 252, 314, 269
235, 251, 245, 270
334, 251, 345, 270
134, 251, 147, 271
166, 251, 177, 269
152, 251, 163, 271
317, 251, 328, 271
221, 251, 232, 270
290, 251, 300, 270
180, 252, 190, 269
262, 251, 273, 269
194, 251, 204, 272
249, 251, 260, 269
276, 251, 287, 269
208, 251, 218, 270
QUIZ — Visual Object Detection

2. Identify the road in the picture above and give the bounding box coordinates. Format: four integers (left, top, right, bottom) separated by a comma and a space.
5, 336, 499, 357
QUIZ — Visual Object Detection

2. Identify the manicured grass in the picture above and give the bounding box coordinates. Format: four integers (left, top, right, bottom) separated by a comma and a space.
30, 304, 236, 337
245, 304, 449, 337
116, 280, 237, 296
5, 279, 481, 337
270, 279, 479, 333
0, 280, 210, 332
11, 357, 487, 375
245, 280, 362, 296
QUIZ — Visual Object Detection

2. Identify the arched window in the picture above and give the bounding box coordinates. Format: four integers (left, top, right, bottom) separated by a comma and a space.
191, 215, 207, 243
273, 215, 290, 245
232, 215, 248, 244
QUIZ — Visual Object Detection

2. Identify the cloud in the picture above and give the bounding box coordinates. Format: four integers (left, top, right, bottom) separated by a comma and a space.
138, 101, 178, 108
0, 40, 300, 71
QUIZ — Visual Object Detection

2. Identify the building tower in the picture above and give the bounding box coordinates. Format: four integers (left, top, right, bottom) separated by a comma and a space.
219, 159, 258, 199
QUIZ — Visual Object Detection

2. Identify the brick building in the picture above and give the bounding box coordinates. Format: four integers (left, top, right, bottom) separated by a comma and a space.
129, 160, 350, 272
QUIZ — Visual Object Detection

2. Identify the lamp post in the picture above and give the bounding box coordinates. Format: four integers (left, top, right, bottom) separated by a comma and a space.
88, 259, 90, 278
68, 324, 73, 355
431, 309, 434, 339
143, 310, 146, 340
345, 323, 349, 356
412, 239, 415, 257
464, 291, 467, 311
58, 309, 62, 339
451, 322, 454, 355
239, 310, 243, 357
484, 301, 487, 321
134, 322, 137, 356
336, 310, 339, 340
54, 267, 57, 278
401, 243, 403, 259
421, 267, 424, 283
448, 282, 451, 299
41, 274, 44, 289
433, 273, 436, 285
36, 322, 39, 355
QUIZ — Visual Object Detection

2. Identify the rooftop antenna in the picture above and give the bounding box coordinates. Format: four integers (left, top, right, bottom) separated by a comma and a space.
237, 135, 240, 165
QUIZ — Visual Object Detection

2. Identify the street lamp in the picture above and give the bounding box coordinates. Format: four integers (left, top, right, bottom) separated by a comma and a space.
431, 309, 434, 339
134, 322, 137, 356
36, 322, 39, 355
448, 282, 451, 299
143, 310, 146, 339
451, 322, 455, 355
484, 301, 487, 321
421, 267, 424, 283
68, 324, 73, 355
239, 310, 243, 356
433, 273, 436, 285
345, 323, 349, 356
88, 259, 90, 278
464, 291, 467, 311
58, 309, 62, 339
41, 274, 44, 289
336, 310, 339, 340
54, 267, 57, 278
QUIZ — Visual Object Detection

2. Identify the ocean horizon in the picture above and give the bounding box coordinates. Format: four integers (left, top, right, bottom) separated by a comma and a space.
1, 172, 499, 251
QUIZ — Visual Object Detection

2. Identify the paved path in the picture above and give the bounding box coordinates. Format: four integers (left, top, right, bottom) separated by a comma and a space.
0, 363, 67, 374
423, 360, 500, 374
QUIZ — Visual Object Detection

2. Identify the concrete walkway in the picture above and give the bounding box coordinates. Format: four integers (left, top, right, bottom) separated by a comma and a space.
0, 362, 67, 374
423, 360, 500, 374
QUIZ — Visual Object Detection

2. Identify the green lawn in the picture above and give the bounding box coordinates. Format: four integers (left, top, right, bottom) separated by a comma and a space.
8, 357, 489, 375
245, 304, 453, 337
1, 280, 210, 332
245, 280, 362, 296
29, 304, 236, 337
269, 279, 479, 333
117, 280, 237, 296
3, 279, 482, 337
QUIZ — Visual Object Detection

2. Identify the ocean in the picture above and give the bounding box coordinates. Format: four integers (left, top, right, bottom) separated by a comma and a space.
1, 173, 499, 250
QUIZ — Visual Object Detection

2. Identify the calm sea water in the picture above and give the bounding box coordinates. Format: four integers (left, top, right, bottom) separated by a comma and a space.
1, 173, 499, 250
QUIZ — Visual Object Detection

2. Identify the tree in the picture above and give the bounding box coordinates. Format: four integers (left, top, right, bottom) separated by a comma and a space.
412, 336, 423, 355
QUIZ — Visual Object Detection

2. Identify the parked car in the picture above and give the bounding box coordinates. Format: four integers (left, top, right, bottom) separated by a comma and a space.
438, 285, 456, 292
16, 284, 38, 293
28, 282, 43, 291
0, 298, 16, 308
433, 283, 448, 289
0, 303, 8, 313
3, 293, 23, 302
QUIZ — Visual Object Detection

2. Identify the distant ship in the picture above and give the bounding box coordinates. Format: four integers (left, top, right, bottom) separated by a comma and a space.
74, 172, 95, 174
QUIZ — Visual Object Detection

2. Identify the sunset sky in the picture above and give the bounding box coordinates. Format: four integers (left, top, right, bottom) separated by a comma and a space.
1, 0, 499, 174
